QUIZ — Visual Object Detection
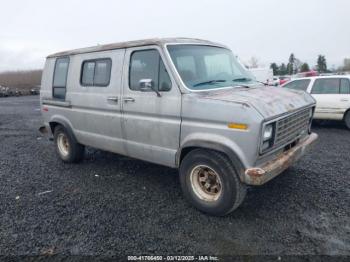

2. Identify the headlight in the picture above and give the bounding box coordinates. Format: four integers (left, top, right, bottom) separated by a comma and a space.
263, 124, 273, 141
261, 123, 275, 153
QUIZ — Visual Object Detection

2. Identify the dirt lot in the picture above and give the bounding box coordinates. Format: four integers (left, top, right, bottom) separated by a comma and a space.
0, 96, 349, 258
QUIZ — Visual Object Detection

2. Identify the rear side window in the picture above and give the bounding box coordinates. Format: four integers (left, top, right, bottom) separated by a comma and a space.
311, 78, 340, 94
283, 79, 310, 91
81, 62, 95, 85
340, 79, 350, 94
81, 58, 112, 87
129, 50, 171, 91
53, 57, 69, 99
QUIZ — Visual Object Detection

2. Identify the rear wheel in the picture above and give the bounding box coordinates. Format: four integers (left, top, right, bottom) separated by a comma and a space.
345, 111, 350, 129
179, 149, 246, 216
54, 125, 84, 163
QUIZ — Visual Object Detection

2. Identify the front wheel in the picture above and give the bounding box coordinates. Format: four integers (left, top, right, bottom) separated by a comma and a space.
179, 149, 246, 216
344, 111, 350, 130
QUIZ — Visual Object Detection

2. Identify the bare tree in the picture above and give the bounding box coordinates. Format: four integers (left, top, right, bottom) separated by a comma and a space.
248, 56, 259, 68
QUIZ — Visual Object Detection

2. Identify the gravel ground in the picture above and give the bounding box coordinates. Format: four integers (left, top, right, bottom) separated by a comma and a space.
0, 96, 349, 258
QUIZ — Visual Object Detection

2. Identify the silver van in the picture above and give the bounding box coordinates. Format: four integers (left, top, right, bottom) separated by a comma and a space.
40, 38, 317, 216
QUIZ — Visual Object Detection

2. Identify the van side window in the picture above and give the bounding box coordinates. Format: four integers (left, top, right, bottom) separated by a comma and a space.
81, 58, 112, 87
159, 58, 172, 91
129, 50, 171, 91
82, 62, 95, 85
53, 57, 69, 99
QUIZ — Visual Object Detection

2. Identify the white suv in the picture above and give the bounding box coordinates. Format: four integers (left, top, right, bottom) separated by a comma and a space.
282, 75, 350, 128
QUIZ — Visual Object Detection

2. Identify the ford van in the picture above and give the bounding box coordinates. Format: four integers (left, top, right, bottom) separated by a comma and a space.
40, 38, 318, 215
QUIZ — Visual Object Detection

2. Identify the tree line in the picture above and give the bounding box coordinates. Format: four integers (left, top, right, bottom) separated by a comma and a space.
0, 70, 42, 89
269, 54, 331, 76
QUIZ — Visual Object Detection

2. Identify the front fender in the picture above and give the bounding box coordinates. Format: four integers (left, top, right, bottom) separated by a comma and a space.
177, 133, 248, 182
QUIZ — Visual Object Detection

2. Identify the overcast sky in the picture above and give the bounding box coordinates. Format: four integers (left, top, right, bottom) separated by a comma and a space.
1, 0, 349, 71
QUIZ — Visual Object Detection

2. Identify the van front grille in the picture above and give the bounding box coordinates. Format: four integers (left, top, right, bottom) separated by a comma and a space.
274, 108, 311, 149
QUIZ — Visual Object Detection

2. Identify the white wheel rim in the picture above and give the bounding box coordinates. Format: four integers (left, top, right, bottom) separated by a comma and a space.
190, 165, 222, 202
57, 133, 70, 157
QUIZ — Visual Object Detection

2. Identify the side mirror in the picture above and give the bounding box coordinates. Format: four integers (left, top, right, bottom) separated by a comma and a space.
139, 79, 153, 92
139, 78, 161, 97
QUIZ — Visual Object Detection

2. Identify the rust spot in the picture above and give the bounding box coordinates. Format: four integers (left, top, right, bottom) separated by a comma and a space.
245, 168, 265, 178
245, 133, 318, 186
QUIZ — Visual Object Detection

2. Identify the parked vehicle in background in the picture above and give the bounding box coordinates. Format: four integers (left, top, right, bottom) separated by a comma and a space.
40, 38, 317, 216
30, 87, 40, 95
249, 68, 273, 85
269, 76, 279, 86
282, 76, 350, 129
279, 76, 291, 85
14, 89, 22, 96
296, 70, 318, 78
0, 86, 10, 97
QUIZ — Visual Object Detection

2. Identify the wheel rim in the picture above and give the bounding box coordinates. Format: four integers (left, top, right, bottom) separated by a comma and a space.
57, 133, 70, 157
190, 165, 222, 202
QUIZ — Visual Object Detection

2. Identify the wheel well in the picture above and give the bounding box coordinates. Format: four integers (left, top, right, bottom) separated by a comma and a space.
178, 145, 245, 182
343, 108, 350, 120
49, 122, 61, 134
179, 146, 199, 164
179, 146, 238, 167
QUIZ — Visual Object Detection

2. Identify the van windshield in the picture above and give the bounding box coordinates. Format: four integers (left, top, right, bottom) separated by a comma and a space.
167, 45, 254, 90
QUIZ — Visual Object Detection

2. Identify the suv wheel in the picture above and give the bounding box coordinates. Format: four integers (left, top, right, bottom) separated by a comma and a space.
179, 149, 246, 216
54, 125, 84, 163
345, 111, 350, 129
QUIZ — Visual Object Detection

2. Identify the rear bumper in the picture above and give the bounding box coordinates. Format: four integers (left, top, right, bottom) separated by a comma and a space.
244, 133, 318, 185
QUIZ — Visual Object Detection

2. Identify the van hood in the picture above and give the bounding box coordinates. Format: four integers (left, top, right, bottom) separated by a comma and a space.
193, 86, 315, 119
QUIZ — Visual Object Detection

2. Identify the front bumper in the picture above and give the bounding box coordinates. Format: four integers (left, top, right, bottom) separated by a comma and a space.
244, 133, 318, 185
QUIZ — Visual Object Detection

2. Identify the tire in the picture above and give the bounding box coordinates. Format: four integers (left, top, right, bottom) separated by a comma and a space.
345, 111, 350, 130
53, 125, 84, 163
179, 149, 246, 216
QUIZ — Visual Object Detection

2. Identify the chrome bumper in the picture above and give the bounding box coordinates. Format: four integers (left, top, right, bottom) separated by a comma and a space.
244, 133, 318, 185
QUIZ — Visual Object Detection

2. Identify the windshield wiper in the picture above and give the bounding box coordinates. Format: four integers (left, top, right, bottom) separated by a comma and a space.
232, 77, 253, 82
232, 77, 268, 86
232, 77, 253, 88
193, 79, 226, 87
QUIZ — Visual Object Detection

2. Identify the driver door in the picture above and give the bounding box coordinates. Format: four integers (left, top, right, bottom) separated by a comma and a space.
121, 46, 181, 167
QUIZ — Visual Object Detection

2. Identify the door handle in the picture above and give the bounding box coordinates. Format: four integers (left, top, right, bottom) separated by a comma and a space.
340, 99, 349, 102
123, 97, 135, 103
107, 96, 119, 102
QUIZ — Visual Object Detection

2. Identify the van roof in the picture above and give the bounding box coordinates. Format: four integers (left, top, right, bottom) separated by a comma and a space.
47, 37, 227, 58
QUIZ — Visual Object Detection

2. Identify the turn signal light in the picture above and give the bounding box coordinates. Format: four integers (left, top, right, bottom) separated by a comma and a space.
228, 123, 248, 130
